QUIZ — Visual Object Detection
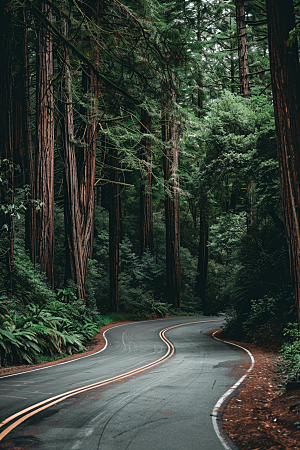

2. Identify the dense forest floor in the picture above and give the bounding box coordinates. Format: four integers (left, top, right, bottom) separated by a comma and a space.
216, 332, 300, 450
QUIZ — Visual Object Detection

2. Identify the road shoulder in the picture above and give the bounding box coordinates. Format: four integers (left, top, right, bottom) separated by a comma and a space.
214, 331, 300, 450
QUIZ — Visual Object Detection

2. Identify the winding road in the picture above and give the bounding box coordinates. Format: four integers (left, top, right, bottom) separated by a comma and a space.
0, 317, 249, 450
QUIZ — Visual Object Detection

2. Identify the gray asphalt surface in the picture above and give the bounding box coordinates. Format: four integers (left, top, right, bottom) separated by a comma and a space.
0, 317, 248, 450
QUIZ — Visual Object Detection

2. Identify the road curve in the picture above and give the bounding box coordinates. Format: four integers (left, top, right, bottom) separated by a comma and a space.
0, 316, 249, 450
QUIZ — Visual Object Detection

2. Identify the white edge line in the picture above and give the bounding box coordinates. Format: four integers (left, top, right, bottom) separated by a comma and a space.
211, 331, 255, 450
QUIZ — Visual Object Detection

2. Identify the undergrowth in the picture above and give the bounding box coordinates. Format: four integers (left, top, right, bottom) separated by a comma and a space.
278, 323, 300, 386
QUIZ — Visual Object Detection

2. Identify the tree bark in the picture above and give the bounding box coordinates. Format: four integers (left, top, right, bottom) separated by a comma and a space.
140, 108, 154, 255
162, 111, 181, 309
0, 2, 14, 293
235, 0, 251, 98
196, 209, 209, 313
60, 1, 99, 301
197, 4, 203, 117
36, 0, 55, 288
58, 17, 85, 299
15, 8, 36, 265
266, 0, 300, 323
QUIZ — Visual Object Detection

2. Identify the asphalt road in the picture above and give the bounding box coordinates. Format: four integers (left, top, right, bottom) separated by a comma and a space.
0, 317, 249, 450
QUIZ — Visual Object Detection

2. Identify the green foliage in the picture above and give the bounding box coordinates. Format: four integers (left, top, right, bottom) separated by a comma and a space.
12, 248, 56, 306
118, 237, 165, 315
279, 324, 300, 383
0, 293, 100, 367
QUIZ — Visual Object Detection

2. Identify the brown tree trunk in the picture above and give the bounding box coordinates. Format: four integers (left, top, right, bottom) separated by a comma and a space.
100, 135, 120, 312
15, 8, 36, 265
235, 0, 251, 98
266, 0, 300, 323
162, 111, 181, 309
59, 17, 85, 299
140, 108, 154, 255
197, 5, 203, 117
230, 14, 235, 94
60, 2, 99, 301
36, 0, 54, 288
78, 65, 97, 263
196, 210, 209, 314
0, 2, 14, 293
109, 149, 120, 312
75, 0, 101, 286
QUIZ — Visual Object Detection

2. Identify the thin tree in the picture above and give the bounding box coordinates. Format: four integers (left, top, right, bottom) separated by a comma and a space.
0, 2, 14, 293
109, 147, 120, 313
162, 109, 181, 309
140, 108, 154, 255
100, 137, 120, 312
266, 0, 300, 323
235, 0, 251, 99
15, 7, 36, 265
195, 209, 209, 314
36, 0, 55, 288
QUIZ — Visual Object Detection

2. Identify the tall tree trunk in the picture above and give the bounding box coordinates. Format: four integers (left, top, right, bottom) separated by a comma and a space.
109, 149, 120, 312
60, 1, 99, 301
197, 4, 203, 117
266, 0, 300, 323
36, 0, 54, 288
196, 210, 208, 314
230, 14, 235, 94
140, 108, 154, 255
15, 8, 36, 265
75, 0, 101, 288
0, 2, 14, 293
100, 136, 120, 312
236, 0, 256, 226
235, 0, 251, 98
59, 17, 85, 299
162, 111, 181, 309
22, 8, 36, 266
78, 65, 97, 264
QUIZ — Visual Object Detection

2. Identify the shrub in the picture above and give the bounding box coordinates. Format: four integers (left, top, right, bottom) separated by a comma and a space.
279, 323, 300, 383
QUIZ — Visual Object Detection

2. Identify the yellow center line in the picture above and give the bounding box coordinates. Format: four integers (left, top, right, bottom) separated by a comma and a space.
0, 319, 221, 442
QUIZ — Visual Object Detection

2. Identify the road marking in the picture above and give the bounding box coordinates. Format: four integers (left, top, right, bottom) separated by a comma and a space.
2, 395, 27, 399
0, 319, 221, 442
211, 331, 255, 450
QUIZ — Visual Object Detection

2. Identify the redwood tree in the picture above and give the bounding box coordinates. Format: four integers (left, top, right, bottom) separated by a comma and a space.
162, 112, 181, 309
266, 0, 300, 322
235, 0, 251, 99
36, 0, 55, 288
61, 1, 99, 300
0, 2, 14, 292
15, 7, 36, 265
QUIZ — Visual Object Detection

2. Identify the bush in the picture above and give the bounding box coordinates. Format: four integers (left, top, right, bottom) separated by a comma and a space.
0, 295, 100, 367
12, 248, 56, 306
279, 323, 300, 383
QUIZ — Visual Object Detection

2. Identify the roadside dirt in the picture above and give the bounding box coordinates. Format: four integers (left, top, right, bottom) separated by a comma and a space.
0, 320, 130, 377
214, 331, 300, 450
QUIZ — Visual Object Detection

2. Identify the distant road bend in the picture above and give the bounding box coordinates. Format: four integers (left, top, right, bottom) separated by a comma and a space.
0, 317, 249, 450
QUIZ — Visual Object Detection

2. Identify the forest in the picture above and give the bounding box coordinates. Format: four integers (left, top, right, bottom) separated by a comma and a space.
0, 0, 300, 377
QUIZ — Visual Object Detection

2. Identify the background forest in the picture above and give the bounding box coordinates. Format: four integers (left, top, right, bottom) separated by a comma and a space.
0, 0, 299, 368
